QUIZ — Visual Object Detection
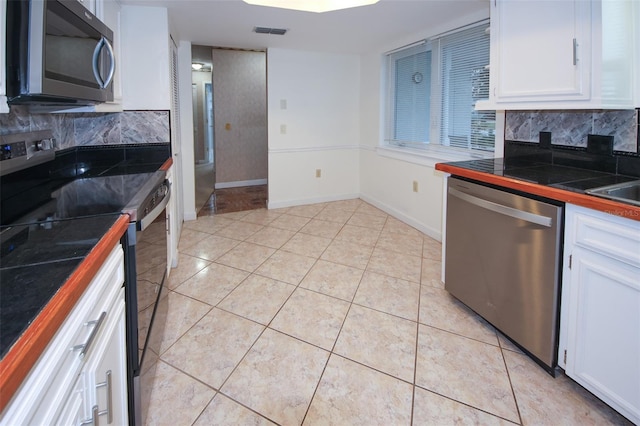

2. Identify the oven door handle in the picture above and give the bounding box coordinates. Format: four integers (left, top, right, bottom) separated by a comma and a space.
139, 182, 171, 231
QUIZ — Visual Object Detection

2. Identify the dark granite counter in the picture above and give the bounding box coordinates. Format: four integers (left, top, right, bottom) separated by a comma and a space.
0, 214, 123, 358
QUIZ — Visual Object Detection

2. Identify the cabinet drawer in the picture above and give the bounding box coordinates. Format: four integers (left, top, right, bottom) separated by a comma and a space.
1, 244, 124, 424
572, 207, 640, 267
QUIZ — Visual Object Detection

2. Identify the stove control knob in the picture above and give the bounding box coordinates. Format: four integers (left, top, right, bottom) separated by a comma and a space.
36, 138, 55, 151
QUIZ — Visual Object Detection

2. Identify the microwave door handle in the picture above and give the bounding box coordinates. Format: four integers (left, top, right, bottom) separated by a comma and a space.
102, 38, 116, 88
92, 37, 115, 89
92, 37, 106, 87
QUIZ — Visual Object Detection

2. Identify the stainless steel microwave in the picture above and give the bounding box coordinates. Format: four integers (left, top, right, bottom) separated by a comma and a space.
6, 0, 115, 106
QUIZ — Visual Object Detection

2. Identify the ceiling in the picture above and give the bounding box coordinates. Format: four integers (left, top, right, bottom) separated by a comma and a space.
120, 0, 489, 57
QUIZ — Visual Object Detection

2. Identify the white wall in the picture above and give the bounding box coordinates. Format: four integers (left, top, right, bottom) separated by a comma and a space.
267, 48, 361, 208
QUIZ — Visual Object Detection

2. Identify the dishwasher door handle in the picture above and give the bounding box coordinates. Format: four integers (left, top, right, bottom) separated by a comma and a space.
449, 187, 553, 227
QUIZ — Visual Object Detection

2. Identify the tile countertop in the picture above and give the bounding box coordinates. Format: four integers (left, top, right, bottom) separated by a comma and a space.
0, 214, 130, 411
435, 158, 640, 222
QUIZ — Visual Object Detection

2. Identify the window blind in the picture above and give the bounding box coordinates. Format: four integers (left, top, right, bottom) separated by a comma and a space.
439, 23, 495, 151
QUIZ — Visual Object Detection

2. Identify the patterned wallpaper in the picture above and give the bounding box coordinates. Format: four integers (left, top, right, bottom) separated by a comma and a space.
505, 109, 638, 153
0, 106, 170, 150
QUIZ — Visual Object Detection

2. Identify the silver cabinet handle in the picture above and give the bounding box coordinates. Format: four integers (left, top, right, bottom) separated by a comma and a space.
80, 405, 99, 426
449, 187, 553, 227
572, 38, 578, 65
72, 312, 107, 358
96, 370, 113, 424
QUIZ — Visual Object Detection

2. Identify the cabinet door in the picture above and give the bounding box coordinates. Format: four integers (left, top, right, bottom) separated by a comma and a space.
84, 291, 129, 426
55, 373, 88, 426
491, 0, 591, 102
565, 247, 640, 424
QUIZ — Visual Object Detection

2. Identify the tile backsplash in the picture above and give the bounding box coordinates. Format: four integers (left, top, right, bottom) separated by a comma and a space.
505, 109, 639, 153
0, 106, 170, 149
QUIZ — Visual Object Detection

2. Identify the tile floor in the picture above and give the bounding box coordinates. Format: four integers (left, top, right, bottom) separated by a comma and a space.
141, 199, 631, 426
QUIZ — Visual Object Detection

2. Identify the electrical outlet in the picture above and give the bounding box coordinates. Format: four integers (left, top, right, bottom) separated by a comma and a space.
280, 99, 287, 109
280, 124, 287, 134
413, 180, 418, 192
316, 169, 321, 178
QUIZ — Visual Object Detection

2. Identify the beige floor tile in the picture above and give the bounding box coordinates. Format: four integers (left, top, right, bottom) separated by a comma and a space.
181, 234, 240, 261
299, 218, 344, 239
503, 350, 632, 425
416, 325, 519, 423
299, 259, 364, 301
413, 387, 513, 425
367, 247, 422, 282
254, 250, 316, 285
215, 220, 264, 240
421, 257, 444, 289
353, 271, 420, 321
162, 308, 264, 389
304, 354, 413, 425
271, 287, 350, 350
239, 209, 282, 226
221, 329, 329, 425
194, 394, 276, 426
183, 215, 235, 234
215, 241, 276, 272
216, 210, 251, 220
176, 227, 210, 250
334, 305, 416, 382
382, 216, 424, 238
335, 224, 380, 246
245, 225, 295, 249
147, 290, 211, 355
354, 202, 388, 217
328, 198, 363, 212
268, 213, 311, 232
164, 253, 212, 290
377, 229, 424, 257
423, 237, 443, 260
281, 232, 332, 258
314, 207, 354, 224
346, 212, 387, 230
136, 240, 167, 274
173, 262, 249, 306
419, 285, 498, 345
321, 239, 373, 270
286, 203, 327, 218
141, 360, 215, 426
217, 274, 295, 324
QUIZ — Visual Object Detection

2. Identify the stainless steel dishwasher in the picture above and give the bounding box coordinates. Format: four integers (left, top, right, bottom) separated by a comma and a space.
445, 177, 563, 374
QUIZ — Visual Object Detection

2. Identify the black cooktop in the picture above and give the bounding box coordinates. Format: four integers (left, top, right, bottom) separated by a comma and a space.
0, 214, 122, 358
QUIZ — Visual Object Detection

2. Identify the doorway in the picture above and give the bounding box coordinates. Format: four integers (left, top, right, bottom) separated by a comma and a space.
191, 45, 268, 215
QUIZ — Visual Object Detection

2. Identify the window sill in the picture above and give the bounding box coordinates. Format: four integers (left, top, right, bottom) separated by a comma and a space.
375, 144, 494, 168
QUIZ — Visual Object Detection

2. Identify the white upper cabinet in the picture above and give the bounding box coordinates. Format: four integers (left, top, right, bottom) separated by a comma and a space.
477, 0, 637, 110
120, 5, 171, 110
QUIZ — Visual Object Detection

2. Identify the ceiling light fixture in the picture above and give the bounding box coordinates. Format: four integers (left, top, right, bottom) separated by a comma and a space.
243, 0, 379, 13
191, 63, 204, 70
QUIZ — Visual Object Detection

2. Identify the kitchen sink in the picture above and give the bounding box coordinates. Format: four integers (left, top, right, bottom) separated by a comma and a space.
585, 179, 640, 206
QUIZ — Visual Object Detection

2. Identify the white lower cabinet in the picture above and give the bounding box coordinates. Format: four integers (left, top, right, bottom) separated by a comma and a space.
0, 244, 128, 425
560, 204, 640, 424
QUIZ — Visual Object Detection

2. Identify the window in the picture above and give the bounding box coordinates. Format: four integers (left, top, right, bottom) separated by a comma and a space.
385, 21, 495, 153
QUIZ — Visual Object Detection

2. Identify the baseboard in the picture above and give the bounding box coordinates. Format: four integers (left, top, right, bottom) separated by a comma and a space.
359, 194, 442, 242
267, 193, 360, 210
215, 179, 267, 189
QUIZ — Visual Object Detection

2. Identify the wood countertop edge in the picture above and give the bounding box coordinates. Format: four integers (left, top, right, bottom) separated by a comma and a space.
159, 157, 173, 172
435, 163, 640, 222
0, 214, 131, 412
